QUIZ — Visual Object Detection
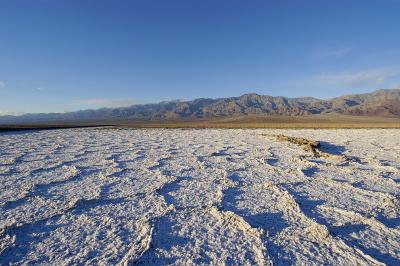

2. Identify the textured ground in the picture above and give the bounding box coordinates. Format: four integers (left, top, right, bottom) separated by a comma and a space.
0, 128, 399, 265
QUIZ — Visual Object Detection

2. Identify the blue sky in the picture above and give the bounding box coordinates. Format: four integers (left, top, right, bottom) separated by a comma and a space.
1, 0, 400, 114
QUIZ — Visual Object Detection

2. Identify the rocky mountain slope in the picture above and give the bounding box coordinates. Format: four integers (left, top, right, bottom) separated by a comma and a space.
1, 89, 399, 123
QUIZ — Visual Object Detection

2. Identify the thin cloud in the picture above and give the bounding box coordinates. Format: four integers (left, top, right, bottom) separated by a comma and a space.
0, 81, 5, 87
36, 87, 45, 91
72, 98, 143, 108
0, 110, 24, 116
311, 68, 400, 87
317, 46, 353, 59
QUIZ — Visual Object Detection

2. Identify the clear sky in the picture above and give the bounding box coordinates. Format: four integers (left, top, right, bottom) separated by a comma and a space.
1, 0, 400, 114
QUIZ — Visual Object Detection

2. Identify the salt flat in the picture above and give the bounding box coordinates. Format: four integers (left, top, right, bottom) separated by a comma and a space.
0, 128, 399, 265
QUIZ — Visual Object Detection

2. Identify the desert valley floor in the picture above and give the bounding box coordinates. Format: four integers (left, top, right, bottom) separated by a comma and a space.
0, 128, 399, 265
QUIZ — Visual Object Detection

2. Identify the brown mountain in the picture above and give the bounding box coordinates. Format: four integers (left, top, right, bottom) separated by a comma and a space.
148, 89, 400, 119
1, 89, 399, 123
326, 89, 400, 117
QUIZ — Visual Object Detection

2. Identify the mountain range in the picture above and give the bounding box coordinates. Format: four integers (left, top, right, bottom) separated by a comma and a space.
1, 89, 400, 124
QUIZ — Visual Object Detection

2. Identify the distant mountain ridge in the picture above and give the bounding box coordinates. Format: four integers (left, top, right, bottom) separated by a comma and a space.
1, 89, 400, 123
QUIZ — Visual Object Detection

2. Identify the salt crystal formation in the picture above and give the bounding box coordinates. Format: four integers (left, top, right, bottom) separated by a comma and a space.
0, 128, 399, 265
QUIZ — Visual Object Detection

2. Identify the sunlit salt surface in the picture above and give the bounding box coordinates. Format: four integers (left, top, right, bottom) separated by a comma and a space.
0, 128, 399, 265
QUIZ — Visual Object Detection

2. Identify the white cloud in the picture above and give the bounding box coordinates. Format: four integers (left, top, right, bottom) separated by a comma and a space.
36, 87, 45, 91
311, 68, 400, 87
0, 81, 5, 87
0, 110, 24, 116
72, 98, 142, 108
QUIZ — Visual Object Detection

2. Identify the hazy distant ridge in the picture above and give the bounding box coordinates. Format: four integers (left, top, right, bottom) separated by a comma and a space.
1, 89, 399, 123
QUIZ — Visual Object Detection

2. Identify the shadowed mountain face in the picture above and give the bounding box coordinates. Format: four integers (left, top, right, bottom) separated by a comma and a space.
1, 89, 400, 123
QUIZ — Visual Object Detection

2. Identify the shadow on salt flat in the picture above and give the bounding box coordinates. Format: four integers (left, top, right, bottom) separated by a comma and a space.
330, 223, 400, 265
157, 175, 192, 206
0, 216, 64, 264
244, 212, 293, 264
134, 215, 196, 265
2, 168, 99, 211
320, 141, 365, 163
302, 167, 320, 177
282, 184, 400, 265
210, 151, 229, 156
221, 173, 292, 264
266, 158, 279, 166
0, 130, 41, 136
318, 141, 346, 156
1, 197, 129, 264
376, 212, 400, 229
